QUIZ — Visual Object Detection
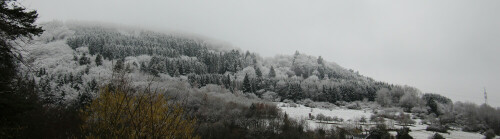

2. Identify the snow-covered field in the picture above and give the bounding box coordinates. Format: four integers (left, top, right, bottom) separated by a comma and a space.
277, 102, 373, 121
277, 102, 373, 129
277, 102, 489, 139
390, 121, 487, 139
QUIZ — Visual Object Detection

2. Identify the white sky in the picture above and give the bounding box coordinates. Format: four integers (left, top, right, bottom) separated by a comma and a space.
21, 0, 500, 107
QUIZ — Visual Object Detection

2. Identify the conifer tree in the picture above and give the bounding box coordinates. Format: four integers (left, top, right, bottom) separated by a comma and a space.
243, 73, 251, 93
255, 65, 262, 78
317, 56, 324, 65
95, 54, 103, 66
0, 0, 43, 137
113, 59, 124, 72
269, 66, 276, 78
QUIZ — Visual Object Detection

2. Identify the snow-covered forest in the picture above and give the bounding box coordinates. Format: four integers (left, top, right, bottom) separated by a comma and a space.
32, 21, 394, 104
9, 21, 498, 138
1, 1, 499, 137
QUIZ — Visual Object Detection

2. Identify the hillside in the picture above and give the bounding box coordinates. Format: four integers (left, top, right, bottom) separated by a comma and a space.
18, 21, 500, 138
27, 21, 393, 104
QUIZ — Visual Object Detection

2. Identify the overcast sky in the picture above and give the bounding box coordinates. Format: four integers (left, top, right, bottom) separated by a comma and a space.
21, 0, 500, 107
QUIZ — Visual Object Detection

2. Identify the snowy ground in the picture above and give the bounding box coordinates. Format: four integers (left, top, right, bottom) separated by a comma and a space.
389, 121, 487, 139
277, 102, 490, 139
277, 102, 373, 129
277, 102, 373, 121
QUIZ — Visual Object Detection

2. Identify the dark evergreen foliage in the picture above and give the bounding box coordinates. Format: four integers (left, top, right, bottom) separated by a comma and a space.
78, 53, 91, 65
243, 73, 251, 93
367, 124, 393, 139
396, 127, 413, 139
95, 54, 103, 66
0, 0, 44, 137
269, 66, 276, 78
484, 129, 495, 139
431, 133, 445, 139
255, 65, 262, 78
423, 93, 452, 116
64, 24, 395, 103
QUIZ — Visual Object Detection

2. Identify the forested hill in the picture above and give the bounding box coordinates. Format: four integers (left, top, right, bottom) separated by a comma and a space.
28, 21, 400, 104
22, 21, 500, 138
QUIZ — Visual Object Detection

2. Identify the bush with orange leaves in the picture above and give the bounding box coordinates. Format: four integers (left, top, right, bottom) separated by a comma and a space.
80, 86, 198, 139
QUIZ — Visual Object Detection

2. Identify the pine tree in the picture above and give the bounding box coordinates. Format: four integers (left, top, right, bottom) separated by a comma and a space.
140, 62, 148, 73
0, 0, 43, 137
223, 74, 231, 88
292, 51, 300, 64
269, 66, 276, 78
79, 54, 90, 65
95, 54, 103, 66
317, 56, 324, 65
113, 59, 124, 72
174, 69, 180, 77
243, 73, 251, 93
255, 65, 262, 78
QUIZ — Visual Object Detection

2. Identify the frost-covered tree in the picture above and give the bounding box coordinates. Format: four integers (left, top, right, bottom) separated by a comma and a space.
376, 88, 392, 107
317, 56, 324, 65
255, 65, 262, 78
243, 73, 251, 93
269, 66, 276, 78
95, 54, 103, 66
113, 58, 124, 72
422, 93, 451, 116
78, 53, 91, 65
399, 87, 422, 111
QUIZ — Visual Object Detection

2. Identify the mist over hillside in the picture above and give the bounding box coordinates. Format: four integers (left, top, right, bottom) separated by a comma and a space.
4, 0, 500, 137
28, 21, 392, 102
7, 20, 500, 138
23, 0, 500, 108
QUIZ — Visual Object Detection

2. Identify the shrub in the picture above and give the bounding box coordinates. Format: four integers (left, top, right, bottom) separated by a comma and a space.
309, 115, 315, 120
462, 124, 488, 132
367, 124, 392, 139
360, 116, 367, 123
430, 133, 445, 139
484, 129, 496, 139
81, 86, 198, 138
316, 113, 326, 121
397, 113, 416, 126
438, 113, 455, 125
332, 116, 340, 122
300, 99, 314, 107
261, 91, 278, 102
346, 102, 361, 110
410, 106, 428, 118
426, 124, 448, 133
377, 107, 404, 120
325, 116, 333, 121
396, 127, 413, 139
283, 99, 294, 104
288, 103, 297, 107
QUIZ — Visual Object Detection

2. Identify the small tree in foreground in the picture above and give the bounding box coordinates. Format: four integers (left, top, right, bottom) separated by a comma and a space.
484, 129, 495, 139
367, 124, 392, 139
430, 133, 444, 139
81, 86, 198, 139
396, 127, 413, 139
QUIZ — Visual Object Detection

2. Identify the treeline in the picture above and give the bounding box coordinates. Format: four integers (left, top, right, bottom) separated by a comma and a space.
16, 21, 500, 137
6, 72, 404, 138
3, 2, 499, 138
64, 23, 392, 104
